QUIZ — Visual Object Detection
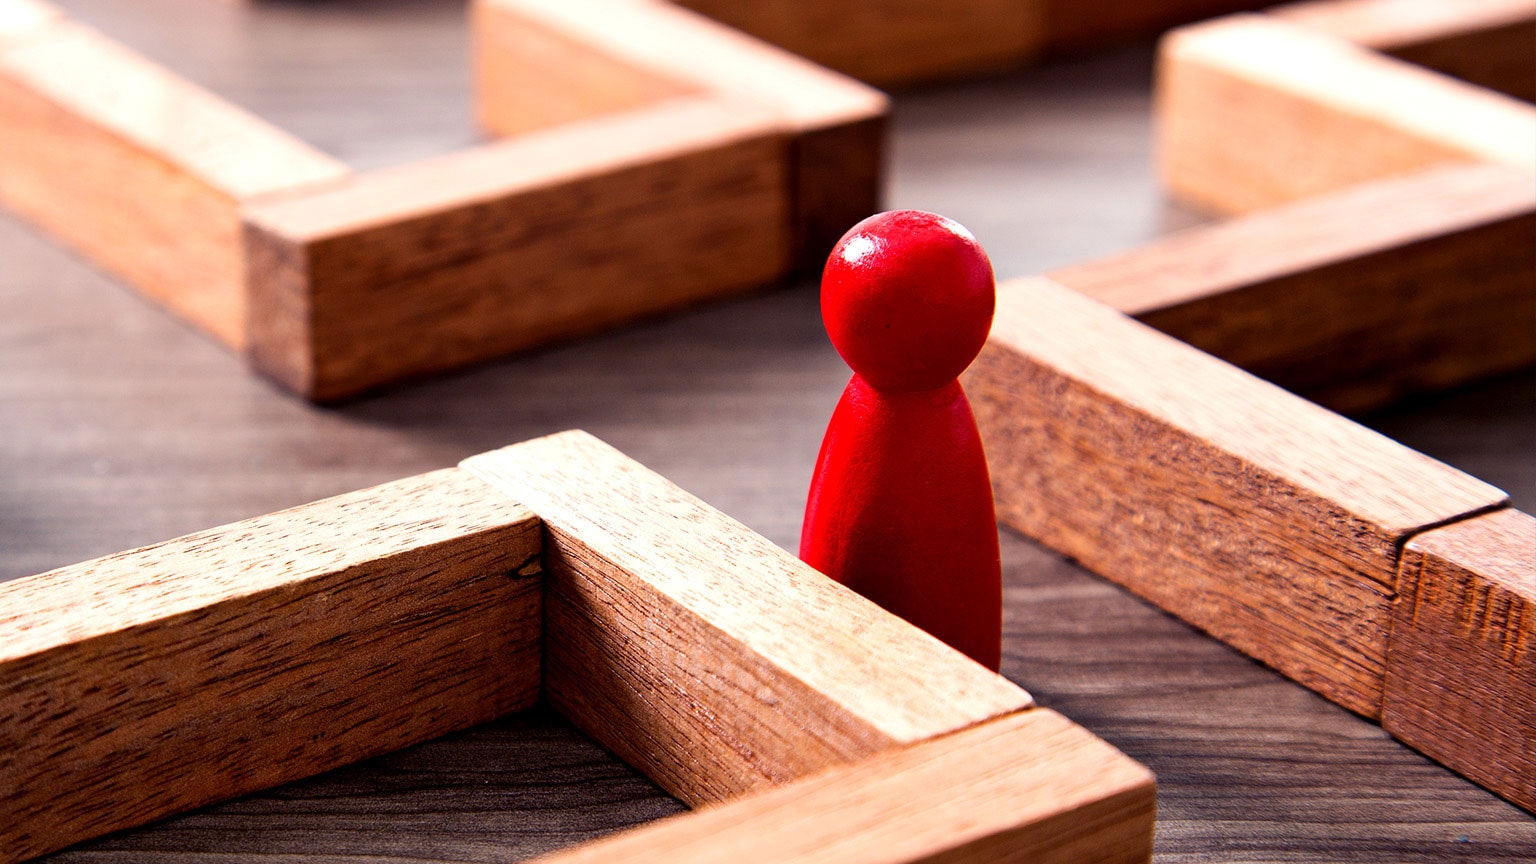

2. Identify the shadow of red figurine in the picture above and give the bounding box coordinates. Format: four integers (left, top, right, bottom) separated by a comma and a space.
801, 210, 1002, 671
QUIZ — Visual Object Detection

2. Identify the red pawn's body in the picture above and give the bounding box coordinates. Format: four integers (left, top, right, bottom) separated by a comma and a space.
801, 210, 1002, 670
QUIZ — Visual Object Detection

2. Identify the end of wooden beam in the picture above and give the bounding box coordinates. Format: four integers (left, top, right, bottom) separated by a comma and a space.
461, 429, 1031, 806
1386, 507, 1536, 813
964, 276, 1506, 716
243, 97, 794, 402
1156, 12, 1536, 214
0, 468, 543, 863
530, 708, 1155, 864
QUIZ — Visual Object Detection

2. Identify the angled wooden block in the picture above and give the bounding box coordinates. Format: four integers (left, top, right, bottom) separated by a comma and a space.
473, 0, 888, 267
963, 277, 1507, 717
243, 96, 792, 400
1386, 508, 1536, 812
529, 708, 1156, 864
2, 433, 1149, 862
1273, 0, 1536, 101
462, 430, 1032, 805
1053, 163, 1536, 413
1157, 12, 1536, 214
0, 468, 543, 863
0, 0, 890, 400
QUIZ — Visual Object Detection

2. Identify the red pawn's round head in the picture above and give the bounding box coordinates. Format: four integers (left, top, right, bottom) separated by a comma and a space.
822, 210, 995, 392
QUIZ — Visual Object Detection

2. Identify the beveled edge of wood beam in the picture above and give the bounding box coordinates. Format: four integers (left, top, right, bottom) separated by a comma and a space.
1385, 507, 1536, 813
1156, 12, 1536, 213
1271, 0, 1536, 50
0, 468, 543, 863
242, 95, 794, 402
461, 430, 1033, 805
528, 708, 1156, 864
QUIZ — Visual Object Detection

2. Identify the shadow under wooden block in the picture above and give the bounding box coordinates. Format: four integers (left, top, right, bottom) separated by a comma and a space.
1156, 9, 1536, 214
1386, 508, 1536, 813
1273, 0, 1536, 102
0, 0, 886, 401
0, 469, 543, 863
1053, 163, 1536, 414
2, 430, 1153, 863
963, 277, 1507, 717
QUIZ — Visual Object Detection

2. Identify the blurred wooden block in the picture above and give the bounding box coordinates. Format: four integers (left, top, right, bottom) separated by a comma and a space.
0, 469, 544, 863
964, 277, 1507, 717
0, 8, 350, 347
1157, 11, 1536, 214
1273, 0, 1536, 101
1, 432, 1152, 863
669, 0, 1274, 87
1385, 508, 1536, 812
529, 708, 1156, 864
472, 0, 887, 270
1054, 163, 1536, 413
0, 0, 886, 400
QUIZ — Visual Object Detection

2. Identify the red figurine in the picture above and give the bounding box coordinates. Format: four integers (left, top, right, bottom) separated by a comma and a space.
801, 210, 1002, 670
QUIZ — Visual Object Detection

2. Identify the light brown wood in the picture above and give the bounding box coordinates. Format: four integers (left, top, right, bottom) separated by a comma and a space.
0, 468, 543, 864
963, 277, 1507, 716
0, 9, 348, 348
243, 96, 792, 401
530, 708, 1155, 864
474, 0, 888, 264
1273, 0, 1536, 100
1385, 508, 1536, 813
461, 430, 1033, 806
671, 0, 1046, 87
1157, 13, 1536, 214
1052, 163, 1536, 413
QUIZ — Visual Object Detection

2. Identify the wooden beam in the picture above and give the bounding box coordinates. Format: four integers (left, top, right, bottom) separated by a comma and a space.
1052, 163, 1536, 414
963, 277, 1507, 717
243, 96, 792, 401
1272, 0, 1536, 101
529, 708, 1155, 864
1157, 13, 1536, 214
461, 430, 1033, 806
0, 468, 543, 863
1386, 508, 1535, 812
0, 10, 348, 348
474, 0, 888, 266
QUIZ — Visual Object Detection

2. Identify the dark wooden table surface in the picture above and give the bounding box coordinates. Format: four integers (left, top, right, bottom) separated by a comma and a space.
4, 1, 1533, 861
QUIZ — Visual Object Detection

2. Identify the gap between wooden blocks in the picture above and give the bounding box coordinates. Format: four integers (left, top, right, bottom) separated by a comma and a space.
967, 0, 1535, 811
0, 0, 885, 401
0, 430, 1156, 864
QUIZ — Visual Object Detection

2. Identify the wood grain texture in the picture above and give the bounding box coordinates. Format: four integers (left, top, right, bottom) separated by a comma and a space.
243, 96, 792, 401
1157, 13, 1536, 214
1053, 163, 1536, 414
475, 0, 887, 265
531, 709, 1155, 864
964, 276, 1507, 716
1386, 508, 1536, 812
0, 468, 543, 864
461, 430, 1032, 806
0, 10, 347, 347
1273, 0, 1536, 101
